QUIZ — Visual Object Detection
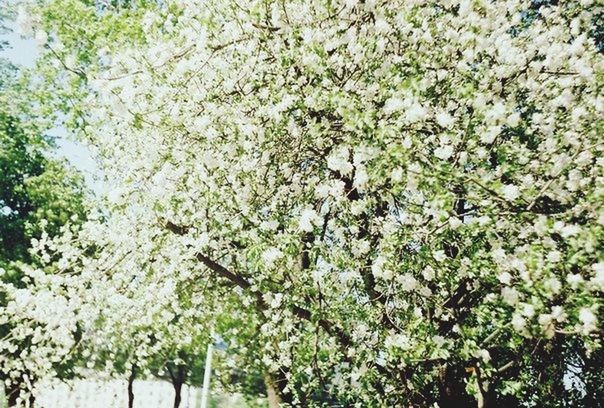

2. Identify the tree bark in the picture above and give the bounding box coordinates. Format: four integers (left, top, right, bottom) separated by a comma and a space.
437, 363, 474, 408
128, 367, 136, 408
264, 373, 283, 408
168, 364, 186, 408
173, 380, 183, 408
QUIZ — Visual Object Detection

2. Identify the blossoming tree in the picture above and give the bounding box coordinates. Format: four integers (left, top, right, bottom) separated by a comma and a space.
3, 0, 603, 406
0, 63, 87, 407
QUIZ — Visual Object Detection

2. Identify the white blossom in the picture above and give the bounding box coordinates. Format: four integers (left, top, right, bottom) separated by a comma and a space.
502, 184, 520, 201
299, 208, 322, 232
262, 247, 283, 268
434, 145, 453, 160
498, 272, 512, 285
436, 112, 454, 128
578, 308, 597, 334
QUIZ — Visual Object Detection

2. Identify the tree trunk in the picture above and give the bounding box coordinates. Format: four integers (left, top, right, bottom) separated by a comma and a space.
128, 367, 136, 408
437, 363, 474, 408
264, 373, 283, 408
173, 382, 182, 408
173, 380, 183, 408
168, 364, 186, 408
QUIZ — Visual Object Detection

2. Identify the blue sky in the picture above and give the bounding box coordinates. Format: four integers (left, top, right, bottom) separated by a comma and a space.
0, 20, 103, 194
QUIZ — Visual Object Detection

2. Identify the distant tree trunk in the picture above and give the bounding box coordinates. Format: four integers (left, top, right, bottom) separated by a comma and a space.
128, 367, 136, 408
264, 373, 283, 408
6, 375, 35, 408
168, 364, 186, 408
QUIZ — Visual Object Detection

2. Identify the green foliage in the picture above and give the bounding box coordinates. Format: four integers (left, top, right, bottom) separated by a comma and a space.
0, 4, 86, 277
0, 109, 86, 276
29, 0, 164, 131
0, 12, 88, 401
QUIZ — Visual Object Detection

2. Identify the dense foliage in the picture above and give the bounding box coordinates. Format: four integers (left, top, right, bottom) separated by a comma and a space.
0, 14, 87, 407
1, 0, 602, 407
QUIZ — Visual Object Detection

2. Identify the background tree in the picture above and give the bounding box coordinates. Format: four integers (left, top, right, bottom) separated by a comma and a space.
0, 7, 88, 406
0, 106, 87, 406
